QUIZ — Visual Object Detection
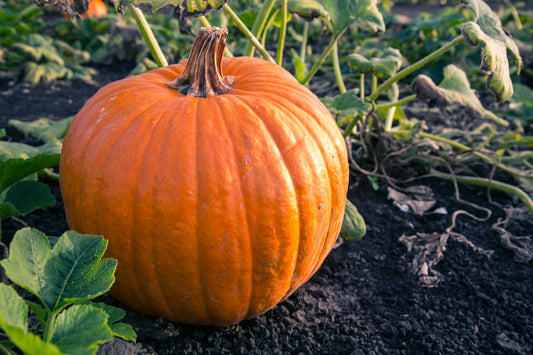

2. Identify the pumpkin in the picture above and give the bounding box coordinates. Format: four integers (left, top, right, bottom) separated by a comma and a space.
59, 27, 348, 326
84, 0, 107, 18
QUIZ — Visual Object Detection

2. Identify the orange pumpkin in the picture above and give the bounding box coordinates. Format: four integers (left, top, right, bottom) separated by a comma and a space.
60, 27, 348, 326
83, 0, 107, 18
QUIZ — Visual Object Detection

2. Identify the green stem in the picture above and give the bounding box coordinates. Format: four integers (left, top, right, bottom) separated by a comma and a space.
342, 115, 361, 138
360, 74, 365, 99
371, 74, 377, 94
243, 0, 276, 57
369, 35, 465, 101
502, 0, 523, 30
301, 29, 346, 86
223, 4, 275, 63
128, 3, 168, 67
376, 94, 416, 110
420, 132, 529, 178
332, 40, 346, 93
276, 0, 288, 65
300, 21, 309, 64
43, 311, 58, 343
431, 169, 533, 214
384, 83, 399, 131
199, 16, 234, 57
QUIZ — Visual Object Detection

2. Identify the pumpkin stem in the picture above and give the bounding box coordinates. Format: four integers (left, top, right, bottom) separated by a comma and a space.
167, 27, 235, 98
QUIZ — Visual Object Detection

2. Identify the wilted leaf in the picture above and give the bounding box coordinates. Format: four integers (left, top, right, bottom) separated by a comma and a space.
34, 0, 90, 17
347, 46, 402, 78
462, 0, 522, 101
340, 200, 366, 241
387, 185, 436, 216
321, 0, 384, 36
288, 0, 329, 21
410, 64, 505, 124
321, 91, 372, 117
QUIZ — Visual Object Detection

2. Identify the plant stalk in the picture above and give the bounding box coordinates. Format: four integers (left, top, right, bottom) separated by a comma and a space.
332, 40, 346, 94
376, 94, 417, 110
431, 169, 533, 214
42, 311, 58, 343
276, 0, 288, 65
199, 16, 234, 57
343, 115, 361, 138
128, 3, 168, 67
243, 0, 276, 57
420, 132, 530, 178
369, 35, 465, 101
223, 4, 275, 63
300, 21, 309, 64
301, 29, 347, 86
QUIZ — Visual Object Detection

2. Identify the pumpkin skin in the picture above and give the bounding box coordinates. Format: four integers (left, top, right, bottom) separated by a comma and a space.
60, 29, 348, 326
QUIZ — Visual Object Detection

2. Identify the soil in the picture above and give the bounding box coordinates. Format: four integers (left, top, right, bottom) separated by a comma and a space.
1, 5, 532, 354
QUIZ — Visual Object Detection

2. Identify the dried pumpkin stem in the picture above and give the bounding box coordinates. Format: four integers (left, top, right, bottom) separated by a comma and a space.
167, 27, 235, 98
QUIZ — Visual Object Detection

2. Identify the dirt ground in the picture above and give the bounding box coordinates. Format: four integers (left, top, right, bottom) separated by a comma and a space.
0, 3, 532, 353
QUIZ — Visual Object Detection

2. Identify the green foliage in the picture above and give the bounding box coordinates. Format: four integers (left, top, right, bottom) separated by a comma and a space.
0, 228, 136, 354
340, 200, 366, 241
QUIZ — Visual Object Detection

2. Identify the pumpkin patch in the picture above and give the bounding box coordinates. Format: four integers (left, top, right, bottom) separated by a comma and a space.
59, 27, 349, 326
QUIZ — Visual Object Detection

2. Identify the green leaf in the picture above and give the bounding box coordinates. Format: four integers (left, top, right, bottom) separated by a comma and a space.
410, 64, 506, 125
0, 152, 60, 192
290, 49, 307, 82
126, 0, 226, 15
287, 0, 329, 21
1, 228, 52, 303
50, 304, 113, 355
321, 0, 384, 36
461, 0, 522, 102
0, 140, 61, 161
0, 180, 56, 219
88, 303, 137, 342
340, 200, 366, 241
321, 91, 373, 117
347, 45, 402, 78
9, 117, 74, 143
41, 231, 117, 312
0, 284, 62, 355
12, 34, 64, 65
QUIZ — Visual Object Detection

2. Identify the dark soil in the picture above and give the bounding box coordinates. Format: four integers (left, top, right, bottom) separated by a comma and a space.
1, 17, 532, 355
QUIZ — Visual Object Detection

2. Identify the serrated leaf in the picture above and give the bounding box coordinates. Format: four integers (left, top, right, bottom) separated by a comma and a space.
347, 46, 402, 78
87, 303, 137, 342
321, 91, 373, 117
0, 152, 60, 192
9, 117, 73, 143
321, 0, 385, 36
288, 0, 329, 21
340, 200, 366, 241
461, 0, 522, 102
0, 228, 52, 302
50, 304, 113, 355
0, 180, 56, 219
12, 33, 64, 65
41, 231, 116, 312
0, 285, 62, 355
410, 64, 505, 124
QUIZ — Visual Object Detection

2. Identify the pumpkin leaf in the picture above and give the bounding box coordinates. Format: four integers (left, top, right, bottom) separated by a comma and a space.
0, 180, 56, 219
410, 64, 506, 125
1, 228, 117, 312
290, 48, 307, 82
86, 302, 137, 342
0, 152, 60, 192
340, 200, 366, 241
9, 117, 74, 144
347, 46, 402, 78
0, 284, 62, 355
321, 0, 385, 36
126, 0, 226, 15
50, 304, 113, 355
322, 91, 373, 117
41, 231, 117, 312
287, 0, 329, 21
0, 140, 61, 161
461, 0, 522, 102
